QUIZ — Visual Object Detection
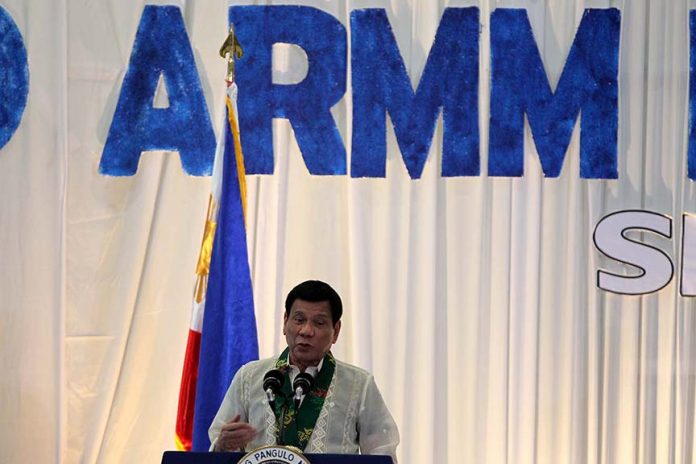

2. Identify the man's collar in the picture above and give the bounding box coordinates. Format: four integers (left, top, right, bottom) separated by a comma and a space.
288, 355, 325, 373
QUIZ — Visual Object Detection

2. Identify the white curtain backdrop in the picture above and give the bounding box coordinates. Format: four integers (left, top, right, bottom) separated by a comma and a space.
2, 0, 696, 462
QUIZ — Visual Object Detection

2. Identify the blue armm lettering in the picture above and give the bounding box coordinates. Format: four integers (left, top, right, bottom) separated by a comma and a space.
230, 5, 347, 175
100, 6, 622, 180
489, 9, 621, 178
100, 5, 215, 176
0, 6, 28, 152
351, 8, 480, 178
688, 11, 696, 180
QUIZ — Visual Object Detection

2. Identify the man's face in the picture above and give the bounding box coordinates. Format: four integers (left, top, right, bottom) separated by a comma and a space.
283, 299, 341, 371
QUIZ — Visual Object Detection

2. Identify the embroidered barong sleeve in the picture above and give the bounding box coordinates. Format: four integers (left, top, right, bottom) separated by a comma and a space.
356, 375, 400, 462
207, 364, 248, 451
208, 358, 279, 452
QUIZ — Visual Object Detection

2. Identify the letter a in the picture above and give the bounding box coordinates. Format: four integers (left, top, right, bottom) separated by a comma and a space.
100, 6, 215, 176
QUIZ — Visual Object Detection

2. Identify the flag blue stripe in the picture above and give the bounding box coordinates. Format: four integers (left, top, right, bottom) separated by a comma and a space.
192, 110, 259, 451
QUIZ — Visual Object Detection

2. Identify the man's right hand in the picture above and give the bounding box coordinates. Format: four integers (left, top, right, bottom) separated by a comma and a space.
213, 415, 258, 452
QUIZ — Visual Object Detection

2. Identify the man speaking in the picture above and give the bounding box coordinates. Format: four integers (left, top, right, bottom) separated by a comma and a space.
208, 280, 399, 461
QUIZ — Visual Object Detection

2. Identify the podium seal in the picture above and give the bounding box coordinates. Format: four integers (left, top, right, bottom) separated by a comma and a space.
237, 445, 310, 464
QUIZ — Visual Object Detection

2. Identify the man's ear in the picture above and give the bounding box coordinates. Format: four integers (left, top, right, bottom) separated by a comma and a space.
283, 312, 288, 334
332, 320, 341, 343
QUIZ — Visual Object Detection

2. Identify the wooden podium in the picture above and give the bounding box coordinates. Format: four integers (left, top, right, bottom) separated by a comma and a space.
161, 451, 394, 464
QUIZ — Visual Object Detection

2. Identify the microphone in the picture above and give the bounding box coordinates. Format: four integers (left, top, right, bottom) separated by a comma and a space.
263, 369, 285, 405
263, 369, 288, 446
292, 372, 315, 410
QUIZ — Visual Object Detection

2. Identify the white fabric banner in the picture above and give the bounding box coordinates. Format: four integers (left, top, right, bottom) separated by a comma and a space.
2, 0, 696, 463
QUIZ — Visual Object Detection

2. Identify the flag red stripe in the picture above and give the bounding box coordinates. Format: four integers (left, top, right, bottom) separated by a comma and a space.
175, 328, 202, 450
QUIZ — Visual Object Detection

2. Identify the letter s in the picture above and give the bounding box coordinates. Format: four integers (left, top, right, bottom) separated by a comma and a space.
593, 210, 673, 295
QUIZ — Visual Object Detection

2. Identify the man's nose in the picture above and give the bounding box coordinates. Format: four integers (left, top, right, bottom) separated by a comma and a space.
298, 322, 314, 336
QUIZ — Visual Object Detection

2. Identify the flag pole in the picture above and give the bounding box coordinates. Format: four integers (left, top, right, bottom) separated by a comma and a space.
175, 21, 251, 451
219, 23, 243, 87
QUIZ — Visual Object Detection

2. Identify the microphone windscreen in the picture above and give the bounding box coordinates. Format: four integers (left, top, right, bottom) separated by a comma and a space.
293, 372, 315, 394
263, 369, 285, 392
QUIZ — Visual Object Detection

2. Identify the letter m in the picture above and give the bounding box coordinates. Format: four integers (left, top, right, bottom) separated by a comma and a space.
489, 9, 620, 178
351, 8, 480, 178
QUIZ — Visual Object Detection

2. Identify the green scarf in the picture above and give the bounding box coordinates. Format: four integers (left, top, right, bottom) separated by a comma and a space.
271, 347, 335, 450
